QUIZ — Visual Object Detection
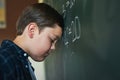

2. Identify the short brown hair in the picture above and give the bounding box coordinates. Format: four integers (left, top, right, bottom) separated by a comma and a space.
16, 3, 64, 35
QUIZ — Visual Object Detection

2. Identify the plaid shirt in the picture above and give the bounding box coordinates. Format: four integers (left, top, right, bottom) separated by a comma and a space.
0, 40, 33, 80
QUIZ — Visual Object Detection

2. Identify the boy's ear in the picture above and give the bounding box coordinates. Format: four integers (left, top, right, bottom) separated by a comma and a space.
27, 22, 38, 38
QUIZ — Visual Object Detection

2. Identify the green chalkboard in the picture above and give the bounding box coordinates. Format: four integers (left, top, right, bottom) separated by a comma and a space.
44, 0, 120, 80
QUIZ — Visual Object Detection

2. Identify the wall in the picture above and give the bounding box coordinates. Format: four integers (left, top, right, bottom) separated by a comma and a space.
0, 0, 37, 43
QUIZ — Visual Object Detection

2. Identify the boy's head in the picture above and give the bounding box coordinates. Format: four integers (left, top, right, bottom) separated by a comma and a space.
16, 3, 64, 35
14, 3, 64, 61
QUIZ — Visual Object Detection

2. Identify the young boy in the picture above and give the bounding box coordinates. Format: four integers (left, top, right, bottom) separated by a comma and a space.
0, 3, 64, 80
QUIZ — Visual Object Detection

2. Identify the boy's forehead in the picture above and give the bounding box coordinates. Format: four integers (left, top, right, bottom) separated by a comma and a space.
53, 25, 62, 36
43, 26, 62, 37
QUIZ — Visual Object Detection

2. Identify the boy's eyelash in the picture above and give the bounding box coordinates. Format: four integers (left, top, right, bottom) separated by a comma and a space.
51, 39, 54, 42
50, 38, 55, 42
51, 38, 57, 43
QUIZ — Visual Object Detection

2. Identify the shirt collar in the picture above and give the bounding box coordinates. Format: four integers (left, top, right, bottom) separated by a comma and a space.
1, 40, 29, 60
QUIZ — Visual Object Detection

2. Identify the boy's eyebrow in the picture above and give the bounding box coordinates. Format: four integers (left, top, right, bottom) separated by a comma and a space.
52, 32, 62, 40
53, 36, 59, 40
56, 35, 62, 39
